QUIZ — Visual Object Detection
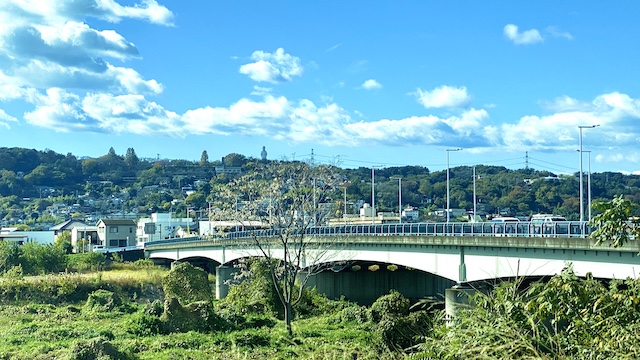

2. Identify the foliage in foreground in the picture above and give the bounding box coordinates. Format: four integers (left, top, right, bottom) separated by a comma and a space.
414, 266, 640, 359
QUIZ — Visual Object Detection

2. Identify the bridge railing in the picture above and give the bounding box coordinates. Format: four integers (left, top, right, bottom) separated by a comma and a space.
197, 221, 591, 240
144, 221, 592, 248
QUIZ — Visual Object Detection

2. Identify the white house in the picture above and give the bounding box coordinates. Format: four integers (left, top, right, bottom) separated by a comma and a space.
136, 212, 196, 244
402, 206, 420, 222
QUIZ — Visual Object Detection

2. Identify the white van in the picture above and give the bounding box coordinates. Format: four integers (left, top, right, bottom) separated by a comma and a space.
530, 214, 567, 223
491, 217, 519, 236
491, 217, 520, 223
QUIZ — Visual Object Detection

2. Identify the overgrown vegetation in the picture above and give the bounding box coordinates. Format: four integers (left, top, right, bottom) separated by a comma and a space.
413, 265, 640, 359
2, 252, 640, 359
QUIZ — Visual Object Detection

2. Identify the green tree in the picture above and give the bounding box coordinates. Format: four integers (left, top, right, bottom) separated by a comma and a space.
185, 192, 206, 210
124, 147, 139, 168
589, 195, 640, 248
20, 243, 67, 275
0, 241, 22, 273
200, 150, 209, 166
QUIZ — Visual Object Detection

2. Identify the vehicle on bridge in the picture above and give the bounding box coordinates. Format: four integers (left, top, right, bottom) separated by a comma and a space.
530, 214, 570, 236
490, 217, 519, 236
530, 214, 567, 223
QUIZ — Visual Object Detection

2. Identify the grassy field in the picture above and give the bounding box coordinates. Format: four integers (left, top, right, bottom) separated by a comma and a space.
0, 267, 407, 360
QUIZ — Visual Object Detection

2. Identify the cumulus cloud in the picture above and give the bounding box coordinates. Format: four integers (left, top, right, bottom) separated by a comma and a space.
503, 24, 543, 45
361, 79, 382, 90
415, 85, 471, 109
23, 88, 180, 134
500, 92, 640, 152
12, 0, 175, 26
239, 48, 303, 83
0, 0, 170, 108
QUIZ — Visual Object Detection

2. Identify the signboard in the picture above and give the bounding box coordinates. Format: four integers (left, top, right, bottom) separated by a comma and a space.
144, 222, 156, 234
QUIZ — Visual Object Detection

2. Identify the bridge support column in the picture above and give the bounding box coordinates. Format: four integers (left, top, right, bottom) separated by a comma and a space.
170, 260, 182, 270
445, 285, 476, 325
459, 246, 467, 283
216, 265, 233, 299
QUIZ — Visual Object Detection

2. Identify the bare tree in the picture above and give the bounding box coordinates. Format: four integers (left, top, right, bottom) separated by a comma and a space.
216, 161, 347, 335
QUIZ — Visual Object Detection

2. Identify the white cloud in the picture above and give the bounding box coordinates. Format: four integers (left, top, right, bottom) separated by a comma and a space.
361, 79, 382, 90
546, 26, 574, 40
326, 43, 342, 52
239, 48, 303, 83
500, 92, 640, 152
13, 0, 174, 26
415, 85, 471, 109
0, 0, 170, 106
23, 88, 180, 134
250, 86, 273, 96
0, 109, 18, 129
503, 24, 543, 45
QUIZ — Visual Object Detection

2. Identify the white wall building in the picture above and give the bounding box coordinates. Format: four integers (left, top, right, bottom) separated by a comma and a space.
136, 213, 196, 244
0, 228, 55, 245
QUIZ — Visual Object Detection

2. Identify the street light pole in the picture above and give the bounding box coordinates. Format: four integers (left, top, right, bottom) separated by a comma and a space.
578, 125, 599, 223
391, 177, 402, 224
446, 148, 462, 223
473, 166, 477, 222
371, 167, 375, 224
585, 150, 592, 222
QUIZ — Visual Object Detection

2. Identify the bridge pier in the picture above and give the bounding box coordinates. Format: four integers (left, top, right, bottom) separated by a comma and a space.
445, 285, 476, 324
459, 246, 467, 283
216, 265, 234, 299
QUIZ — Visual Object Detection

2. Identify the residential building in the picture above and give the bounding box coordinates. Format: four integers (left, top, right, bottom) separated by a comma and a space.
136, 212, 196, 244
96, 219, 137, 249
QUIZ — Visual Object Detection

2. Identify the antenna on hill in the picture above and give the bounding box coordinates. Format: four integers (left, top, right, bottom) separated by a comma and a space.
525, 151, 529, 169
311, 148, 315, 167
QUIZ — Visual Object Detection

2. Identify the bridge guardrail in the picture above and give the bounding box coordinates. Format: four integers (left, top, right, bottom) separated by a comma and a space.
145, 221, 592, 248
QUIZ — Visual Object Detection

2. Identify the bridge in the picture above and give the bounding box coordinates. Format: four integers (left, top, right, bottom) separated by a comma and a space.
144, 221, 640, 304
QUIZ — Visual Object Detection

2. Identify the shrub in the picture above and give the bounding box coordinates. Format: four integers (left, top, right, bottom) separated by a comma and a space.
84, 289, 121, 312
222, 258, 280, 318
67, 252, 106, 272
68, 336, 132, 360
230, 329, 271, 349
125, 312, 165, 336
339, 304, 371, 324
370, 290, 410, 323
161, 297, 229, 333
376, 311, 432, 350
142, 299, 164, 317
162, 262, 212, 305
20, 242, 67, 275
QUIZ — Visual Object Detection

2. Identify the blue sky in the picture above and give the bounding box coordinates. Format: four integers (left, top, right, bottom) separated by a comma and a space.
1, 1, 639, 174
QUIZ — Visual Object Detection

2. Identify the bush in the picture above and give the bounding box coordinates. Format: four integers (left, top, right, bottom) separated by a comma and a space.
222, 258, 281, 318
162, 297, 229, 333
230, 329, 271, 349
339, 304, 371, 324
370, 290, 410, 323
84, 289, 121, 312
68, 336, 132, 360
67, 252, 106, 272
377, 311, 432, 350
20, 242, 67, 275
162, 262, 212, 305
142, 299, 164, 317
125, 312, 165, 336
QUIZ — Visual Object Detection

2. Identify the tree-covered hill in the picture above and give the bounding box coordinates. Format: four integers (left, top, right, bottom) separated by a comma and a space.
1, 146, 640, 225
